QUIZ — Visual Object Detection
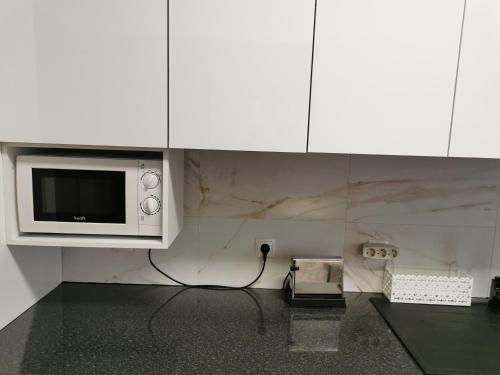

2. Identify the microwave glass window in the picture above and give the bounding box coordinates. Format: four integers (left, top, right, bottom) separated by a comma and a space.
32, 169, 126, 223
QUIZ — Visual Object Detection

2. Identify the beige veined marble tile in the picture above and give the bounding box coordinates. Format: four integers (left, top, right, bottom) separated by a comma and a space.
489, 223, 500, 283
343, 223, 495, 297
62, 217, 200, 285
184, 149, 201, 217
196, 217, 345, 289
348, 155, 500, 227
198, 151, 349, 222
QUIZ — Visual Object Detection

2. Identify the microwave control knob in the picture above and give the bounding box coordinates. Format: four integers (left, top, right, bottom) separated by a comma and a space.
142, 172, 160, 189
142, 196, 160, 215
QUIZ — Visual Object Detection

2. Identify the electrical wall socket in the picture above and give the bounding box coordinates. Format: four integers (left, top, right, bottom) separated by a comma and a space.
255, 239, 276, 258
362, 241, 399, 260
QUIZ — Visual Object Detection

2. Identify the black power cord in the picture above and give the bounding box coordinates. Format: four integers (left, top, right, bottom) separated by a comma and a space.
282, 271, 292, 290
147, 243, 270, 290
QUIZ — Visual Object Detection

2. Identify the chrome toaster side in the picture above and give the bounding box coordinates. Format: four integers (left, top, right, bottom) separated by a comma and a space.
285, 256, 346, 308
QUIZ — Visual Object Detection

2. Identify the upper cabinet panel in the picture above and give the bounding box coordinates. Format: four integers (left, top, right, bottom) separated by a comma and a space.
449, 0, 500, 158
169, 0, 315, 152
0, 0, 41, 143
1, 0, 167, 148
308, 0, 465, 156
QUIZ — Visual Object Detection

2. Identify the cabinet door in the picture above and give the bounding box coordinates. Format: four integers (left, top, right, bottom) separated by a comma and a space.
0, 0, 168, 148
449, 0, 500, 158
0, 0, 40, 143
308, 0, 465, 156
169, 0, 315, 152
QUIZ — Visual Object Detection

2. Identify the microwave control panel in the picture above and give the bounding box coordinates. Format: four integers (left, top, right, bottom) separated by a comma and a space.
138, 160, 162, 236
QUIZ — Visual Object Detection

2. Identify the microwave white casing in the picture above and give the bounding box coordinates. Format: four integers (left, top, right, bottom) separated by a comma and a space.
16, 155, 162, 236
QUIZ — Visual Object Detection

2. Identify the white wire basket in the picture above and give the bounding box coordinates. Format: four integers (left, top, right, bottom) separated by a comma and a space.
382, 262, 473, 306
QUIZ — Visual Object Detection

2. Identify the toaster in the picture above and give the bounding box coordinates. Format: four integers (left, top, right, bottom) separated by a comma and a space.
284, 256, 346, 308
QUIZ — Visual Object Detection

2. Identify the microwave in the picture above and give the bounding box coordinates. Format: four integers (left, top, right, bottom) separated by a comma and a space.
16, 155, 162, 236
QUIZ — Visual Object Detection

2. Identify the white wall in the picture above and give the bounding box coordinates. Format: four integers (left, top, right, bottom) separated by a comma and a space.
0, 144, 61, 330
64, 150, 500, 298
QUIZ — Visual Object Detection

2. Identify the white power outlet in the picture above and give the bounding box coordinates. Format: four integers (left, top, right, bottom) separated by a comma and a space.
362, 241, 399, 260
255, 239, 276, 258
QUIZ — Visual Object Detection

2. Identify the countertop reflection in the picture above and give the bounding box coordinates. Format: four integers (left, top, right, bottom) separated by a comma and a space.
0, 283, 422, 375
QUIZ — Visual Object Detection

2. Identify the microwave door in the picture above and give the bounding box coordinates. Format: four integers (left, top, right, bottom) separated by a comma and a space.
32, 169, 126, 224
17, 155, 140, 236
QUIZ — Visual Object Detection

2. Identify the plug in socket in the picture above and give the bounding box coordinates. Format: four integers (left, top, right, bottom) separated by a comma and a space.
255, 239, 275, 258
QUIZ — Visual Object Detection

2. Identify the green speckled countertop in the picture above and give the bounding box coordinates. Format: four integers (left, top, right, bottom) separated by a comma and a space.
0, 283, 422, 375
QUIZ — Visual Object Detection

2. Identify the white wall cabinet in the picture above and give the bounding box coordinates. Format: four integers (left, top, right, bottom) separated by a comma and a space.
308, 0, 465, 156
449, 0, 500, 158
0, 0, 40, 143
0, 0, 168, 148
169, 0, 315, 153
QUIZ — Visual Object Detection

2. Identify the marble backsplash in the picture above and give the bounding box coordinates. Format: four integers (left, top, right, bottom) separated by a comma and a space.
63, 151, 500, 297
